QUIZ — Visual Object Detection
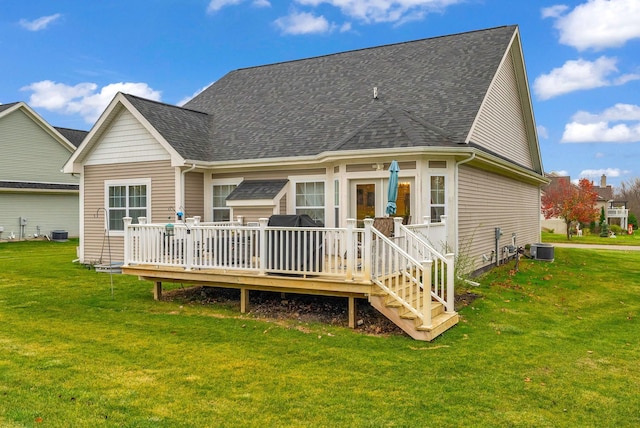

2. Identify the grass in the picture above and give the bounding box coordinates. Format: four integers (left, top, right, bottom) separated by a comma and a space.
1, 239, 639, 427
542, 230, 640, 245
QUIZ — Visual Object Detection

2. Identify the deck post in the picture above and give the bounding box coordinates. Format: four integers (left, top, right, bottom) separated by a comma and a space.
123, 217, 132, 267
445, 252, 455, 313
185, 218, 195, 271
345, 219, 355, 280
153, 281, 162, 300
422, 259, 433, 328
258, 218, 268, 275
240, 288, 250, 313
348, 296, 356, 328
363, 218, 373, 280
440, 215, 448, 250
393, 217, 403, 239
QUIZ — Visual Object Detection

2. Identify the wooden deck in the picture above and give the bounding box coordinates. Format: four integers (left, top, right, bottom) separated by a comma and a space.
121, 217, 458, 340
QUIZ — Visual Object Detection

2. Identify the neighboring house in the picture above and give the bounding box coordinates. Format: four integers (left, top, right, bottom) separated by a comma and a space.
0, 102, 86, 240
541, 173, 628, 234
64, 24, 545, 271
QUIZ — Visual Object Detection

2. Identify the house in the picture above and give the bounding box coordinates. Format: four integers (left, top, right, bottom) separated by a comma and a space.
541, 173, 629, 234
0, 102, 86, 240
64, 25, 546, 340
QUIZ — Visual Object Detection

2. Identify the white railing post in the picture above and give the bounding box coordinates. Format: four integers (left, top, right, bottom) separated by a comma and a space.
237, 215, 244, 225
393, 217, 403, 239
363, 218, 373, 280
422, 259, 433, 328
137, 217, 147, 263
258, 218, 268, 275
123, 217, 132, 267
185, 218, 195, 270
423, 216, 430, 224
440, 215, 449, 252
345, 219, 355, 280
445, 252, 455, 313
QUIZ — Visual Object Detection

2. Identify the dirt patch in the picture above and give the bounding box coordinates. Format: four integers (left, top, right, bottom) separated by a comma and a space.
455, 291, 481, 310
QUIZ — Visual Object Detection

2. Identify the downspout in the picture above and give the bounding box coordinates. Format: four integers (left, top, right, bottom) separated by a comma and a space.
454, 152, 476, 256
181, 163, 197, 214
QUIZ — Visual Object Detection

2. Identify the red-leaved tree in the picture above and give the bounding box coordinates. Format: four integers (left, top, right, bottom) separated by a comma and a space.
542, 178, 599, 239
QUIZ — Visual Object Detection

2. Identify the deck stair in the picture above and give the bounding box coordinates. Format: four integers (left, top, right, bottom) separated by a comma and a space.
369, 273, 458, 341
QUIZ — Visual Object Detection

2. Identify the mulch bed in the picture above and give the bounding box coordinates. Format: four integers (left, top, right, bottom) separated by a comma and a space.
162, 285, 480, 337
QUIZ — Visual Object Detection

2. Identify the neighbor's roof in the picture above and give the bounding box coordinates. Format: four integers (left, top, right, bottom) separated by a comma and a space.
166, 25, 517, 162
0, 181, 79, 191
0, 102, 19, 114
55, 127, 88, 148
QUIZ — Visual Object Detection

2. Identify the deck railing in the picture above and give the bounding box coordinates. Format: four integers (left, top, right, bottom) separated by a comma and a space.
123, 216, 455, 324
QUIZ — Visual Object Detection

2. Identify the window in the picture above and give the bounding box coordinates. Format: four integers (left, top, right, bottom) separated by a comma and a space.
430, 175, 445, 222
105, 180, 150, 231
296, 181, 325, 225
212, 184, 237, 222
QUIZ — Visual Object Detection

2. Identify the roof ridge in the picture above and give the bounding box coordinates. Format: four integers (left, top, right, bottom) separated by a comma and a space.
122, 93, 210, 116
234, 25, 517, 73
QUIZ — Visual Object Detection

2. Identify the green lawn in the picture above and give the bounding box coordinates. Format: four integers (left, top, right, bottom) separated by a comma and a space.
1, 240, 639, 427
542, 230, 640, 245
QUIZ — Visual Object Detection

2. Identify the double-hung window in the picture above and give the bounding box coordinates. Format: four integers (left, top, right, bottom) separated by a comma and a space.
295, 181, 325, 225
430, 175, 446, 222
212, 184, 237, 222
105, 179, 150, 231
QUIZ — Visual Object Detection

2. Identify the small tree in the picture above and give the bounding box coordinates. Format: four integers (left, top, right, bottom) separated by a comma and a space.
542, 178, 599, 240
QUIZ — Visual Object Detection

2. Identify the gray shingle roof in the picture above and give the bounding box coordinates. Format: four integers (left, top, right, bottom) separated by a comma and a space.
55, 127, 88, 148
226, 179, 289, 201
129, 25, 517, 162
0, 181, 79, 191
0, 102, 19, 114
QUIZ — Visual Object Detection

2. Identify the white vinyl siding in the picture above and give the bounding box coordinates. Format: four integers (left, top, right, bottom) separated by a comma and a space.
85, 109, 170, 166
469, 49, 533, 169
457, 165, 540, 272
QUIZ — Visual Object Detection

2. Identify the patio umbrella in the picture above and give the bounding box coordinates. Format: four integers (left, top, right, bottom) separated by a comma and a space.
385, 160, 400, 216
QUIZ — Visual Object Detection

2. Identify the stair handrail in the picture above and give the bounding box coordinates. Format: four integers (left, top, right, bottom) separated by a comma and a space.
395, 219, 455, 313
366, 219, 434, 328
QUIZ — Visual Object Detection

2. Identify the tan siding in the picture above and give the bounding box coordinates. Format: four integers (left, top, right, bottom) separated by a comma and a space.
83, 160, 175, 263
0, 109, 77, 184
185, 172, 204, 218
470, 52, 533, 169
85, 109, 171, 166
279, 194, 287, 215
213, 168, 325, 180
458, 165, 539, 273
234, 206, 275, 223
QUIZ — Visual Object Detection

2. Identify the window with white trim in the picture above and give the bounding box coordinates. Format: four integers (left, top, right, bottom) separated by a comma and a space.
430, 175, 446, 222
105, 180, 150, 231
212, 184, 237, 222
296, 181, 325, 225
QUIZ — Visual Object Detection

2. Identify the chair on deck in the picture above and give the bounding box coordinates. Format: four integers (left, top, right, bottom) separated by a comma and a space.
373, 217, 395, 238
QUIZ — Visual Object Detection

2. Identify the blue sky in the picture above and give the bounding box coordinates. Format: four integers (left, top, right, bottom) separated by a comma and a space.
1, 0, 639, 187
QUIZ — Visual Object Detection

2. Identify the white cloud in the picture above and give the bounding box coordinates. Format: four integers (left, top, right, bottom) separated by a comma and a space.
541, 5, 568, 19
579, 168, 624, 179
533, 56, 640, 100
19, 13, 62, 31
595, 152, 605, 158
546, 0, 640, 51
537, 125, 549, 139
274, 11, 333, 35
561, 104, 640, 143
178, 83, 214, 106
207, 0, 270, 13
294, 0, 464, 24
21, 80, 161, 124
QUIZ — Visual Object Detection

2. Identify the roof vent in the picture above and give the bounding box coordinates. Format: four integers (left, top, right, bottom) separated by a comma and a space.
373, 87, 378, 99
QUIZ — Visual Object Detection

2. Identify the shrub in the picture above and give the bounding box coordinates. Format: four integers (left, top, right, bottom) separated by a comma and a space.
610, 224, 623, 235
